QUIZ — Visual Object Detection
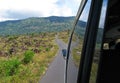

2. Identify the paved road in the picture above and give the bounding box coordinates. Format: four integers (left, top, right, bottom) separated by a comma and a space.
67, 39, 79, 83
39, 36, 78, 83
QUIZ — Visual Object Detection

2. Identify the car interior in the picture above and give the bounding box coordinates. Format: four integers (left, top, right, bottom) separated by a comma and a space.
96, 0, 120, 83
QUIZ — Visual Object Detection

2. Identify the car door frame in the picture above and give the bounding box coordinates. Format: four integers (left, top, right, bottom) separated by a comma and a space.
77, 0, 104, 83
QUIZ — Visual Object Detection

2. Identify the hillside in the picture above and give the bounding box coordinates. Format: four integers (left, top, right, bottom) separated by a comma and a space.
0, 16, 103, 82
0, 16, 103, 43
0, 16, 86, 36
0, 32, 59, 82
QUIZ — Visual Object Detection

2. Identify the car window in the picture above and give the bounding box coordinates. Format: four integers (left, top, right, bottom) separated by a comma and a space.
89, 0, 108, 82
66, 0, 92, 83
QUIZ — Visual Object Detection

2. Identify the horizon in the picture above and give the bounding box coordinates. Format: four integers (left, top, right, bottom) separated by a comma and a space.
0, 16, 75, 22
0, 0, 81, 22
0, 0, 107, 27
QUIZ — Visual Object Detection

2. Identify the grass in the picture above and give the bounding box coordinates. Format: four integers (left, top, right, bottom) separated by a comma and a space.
89, 63, 98, 83
72, 48, 81, 67
72, 44, 99, 83
72, 37, 83, 67
58, 30, 70, 43
71, 35, 99, 83
0, 33, 58, 83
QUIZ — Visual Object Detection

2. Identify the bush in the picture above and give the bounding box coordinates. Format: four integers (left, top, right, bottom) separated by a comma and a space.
23, 50, 34, 64
46, 48, 50, 51
0, 59, 21, 76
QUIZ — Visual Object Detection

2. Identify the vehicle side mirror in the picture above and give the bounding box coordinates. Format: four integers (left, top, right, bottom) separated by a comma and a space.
62, 49, 67, 59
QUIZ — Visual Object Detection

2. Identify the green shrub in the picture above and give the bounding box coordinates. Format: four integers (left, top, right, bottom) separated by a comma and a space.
0, 59, 21, 76
23, 50, 34, 64
46, 48, 50, 51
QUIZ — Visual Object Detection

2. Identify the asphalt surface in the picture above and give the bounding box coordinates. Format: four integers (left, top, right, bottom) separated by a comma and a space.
39, 36, 78, 83
67, 39, 79, 83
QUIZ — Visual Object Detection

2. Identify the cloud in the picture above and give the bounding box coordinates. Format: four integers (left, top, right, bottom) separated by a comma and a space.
0, 0, 81, 21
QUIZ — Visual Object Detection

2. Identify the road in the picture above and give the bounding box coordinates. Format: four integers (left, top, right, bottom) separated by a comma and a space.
39, 36, 78, 83
67, 38, 79, 83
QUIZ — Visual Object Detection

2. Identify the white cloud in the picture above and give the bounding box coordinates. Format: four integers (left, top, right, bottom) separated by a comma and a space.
0, 0, 81, 21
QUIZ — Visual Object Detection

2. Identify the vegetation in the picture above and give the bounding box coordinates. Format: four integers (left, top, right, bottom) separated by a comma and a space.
0, 16, 103, 83
0, 16, 76, 36
71, 38, 100, 83
72, 35, 100, 83
23, 50, 34, 64
0, 33, 58, 83
0, 58, 21, 77
58, 30, 70, 43
72, 42, 83, 67
89, 63, 98, 83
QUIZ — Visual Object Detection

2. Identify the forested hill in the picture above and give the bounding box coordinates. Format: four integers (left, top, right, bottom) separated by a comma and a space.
0, 16, 86, 36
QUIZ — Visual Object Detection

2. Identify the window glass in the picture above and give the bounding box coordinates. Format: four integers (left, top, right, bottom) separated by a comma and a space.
67, 0, 92, 83
89, 0, 108, 83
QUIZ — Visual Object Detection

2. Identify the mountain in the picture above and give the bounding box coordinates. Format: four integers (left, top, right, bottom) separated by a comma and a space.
0, 16, 103, 43
0, 16, 86, 36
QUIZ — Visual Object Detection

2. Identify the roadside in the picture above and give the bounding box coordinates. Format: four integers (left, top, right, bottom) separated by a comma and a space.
39, 35, 67, 83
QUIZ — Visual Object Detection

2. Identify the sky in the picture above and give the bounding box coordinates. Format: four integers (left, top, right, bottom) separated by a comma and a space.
0, 0, 107, 27
0, 0, 81, 22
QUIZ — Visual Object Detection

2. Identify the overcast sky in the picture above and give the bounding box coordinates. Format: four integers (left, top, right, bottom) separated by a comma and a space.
0, 0, 81, 21
0, 0, 107, 27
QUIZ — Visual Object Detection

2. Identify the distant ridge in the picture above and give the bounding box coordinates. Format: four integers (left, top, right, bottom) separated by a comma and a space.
45, 16, 75, 22
0, 16, 86, 36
